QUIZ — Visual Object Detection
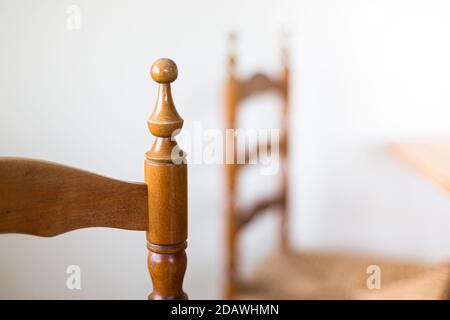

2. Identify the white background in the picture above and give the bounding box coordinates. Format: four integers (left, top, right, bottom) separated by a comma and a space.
0, 0, 449, 299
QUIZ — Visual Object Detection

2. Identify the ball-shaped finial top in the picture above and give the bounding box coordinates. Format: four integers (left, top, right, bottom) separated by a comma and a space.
151, 58, 178, 84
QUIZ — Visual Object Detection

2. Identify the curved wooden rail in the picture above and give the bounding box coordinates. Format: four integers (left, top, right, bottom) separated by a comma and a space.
238, 73, 283, 101
0, 157, 148, 237
236, 194, 284, 230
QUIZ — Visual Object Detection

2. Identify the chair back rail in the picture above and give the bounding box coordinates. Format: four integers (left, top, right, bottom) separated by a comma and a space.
238, 73, 284, 100
0, 157, 148, 237
236, 194, 283, 230
224, 33, 290, 298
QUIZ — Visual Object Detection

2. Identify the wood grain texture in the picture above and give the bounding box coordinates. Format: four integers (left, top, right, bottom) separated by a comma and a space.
0, 157, 148, 237
389, 140, 450, 193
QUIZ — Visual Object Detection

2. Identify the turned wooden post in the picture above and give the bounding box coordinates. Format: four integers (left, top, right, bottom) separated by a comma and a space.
279, 42, 290, 253
145, 58, 188, 300
224, 33, 239, 299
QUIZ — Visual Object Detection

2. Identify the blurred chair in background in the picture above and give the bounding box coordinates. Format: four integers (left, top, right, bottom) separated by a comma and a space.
224, 32, 290, 298
223, 33, 450, 300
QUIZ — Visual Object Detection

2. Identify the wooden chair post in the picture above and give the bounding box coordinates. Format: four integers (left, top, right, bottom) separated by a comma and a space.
224, 33, 239, 299
145, 58, 188, 300
279, 43, 290, 253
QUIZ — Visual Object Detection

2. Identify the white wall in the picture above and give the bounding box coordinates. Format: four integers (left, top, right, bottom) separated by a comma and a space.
0, 0, 449, 299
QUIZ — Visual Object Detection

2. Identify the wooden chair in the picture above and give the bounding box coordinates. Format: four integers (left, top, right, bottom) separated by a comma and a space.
224, 33, 289, 298
0, 58, 188, 300
223, 36, 450, 300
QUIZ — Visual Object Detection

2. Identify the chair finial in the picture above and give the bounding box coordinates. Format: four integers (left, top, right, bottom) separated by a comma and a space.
147, 58, 183, 141
150, 58, 178, 84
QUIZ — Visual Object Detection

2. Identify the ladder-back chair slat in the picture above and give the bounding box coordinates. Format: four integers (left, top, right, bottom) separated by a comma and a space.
238, 73, 283, 101
0, 158, 148, 237
236, 194, 283, 230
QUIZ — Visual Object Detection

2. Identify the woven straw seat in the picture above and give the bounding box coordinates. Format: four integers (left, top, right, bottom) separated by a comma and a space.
237, 251, 450, 300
